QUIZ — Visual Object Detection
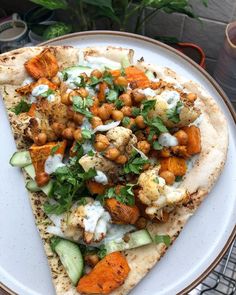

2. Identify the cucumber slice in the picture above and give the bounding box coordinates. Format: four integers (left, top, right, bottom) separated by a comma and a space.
62, 66, 92, 78
52, 238, 84, 286
104, 229, 152, 254
145, 70, 155, 81
10, 151, 32, 168
24, 164, 53, 196
26, 180, 41, 192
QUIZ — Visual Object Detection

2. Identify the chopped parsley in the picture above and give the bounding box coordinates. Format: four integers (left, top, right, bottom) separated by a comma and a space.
87, 150, 95, 157
73, 96, 93, 118
123, 151, 149, 174
114, 99, 124, 109
122, 116, 130, 127
141, 99, 156, 117
97, 184, 135, 206
43, 159, 96, 215
153, 235, 171, 247
97, 246, 107, 259
132, 107, 141, 117
153, 141, 163, 150
11, 99, 31, 115
106, 89, 118, 103
81, 129, 93, 140
166, 101, 183, 124
40, 89, 54, 98
50, 144, 60, 156
175, 175, 183, 182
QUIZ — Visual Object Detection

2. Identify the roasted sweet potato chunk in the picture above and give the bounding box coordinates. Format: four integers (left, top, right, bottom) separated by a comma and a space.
111, 66, 150, 88
77, 252, 130, 294
27, 103, 36, 117
87, 180, 106, 195
29, 140, 66, 185
105, 198, 140, 224
25, 48, 59, 79
160, 157, 187, 176
182, 125, 201, 155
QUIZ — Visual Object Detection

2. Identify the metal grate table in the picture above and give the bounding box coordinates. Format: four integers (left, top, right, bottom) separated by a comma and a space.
190, 240, 236, 294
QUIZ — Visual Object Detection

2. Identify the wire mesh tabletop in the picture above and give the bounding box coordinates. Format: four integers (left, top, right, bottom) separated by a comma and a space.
190, 240, 236, 295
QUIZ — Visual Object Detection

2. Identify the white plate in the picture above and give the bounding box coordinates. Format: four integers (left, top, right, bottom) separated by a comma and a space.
0, 31, 236, 295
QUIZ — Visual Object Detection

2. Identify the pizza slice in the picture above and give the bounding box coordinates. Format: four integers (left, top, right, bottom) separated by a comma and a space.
0, 45, 228, 295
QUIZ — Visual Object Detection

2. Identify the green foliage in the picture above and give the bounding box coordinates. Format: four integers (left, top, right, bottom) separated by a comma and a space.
153, 234, 171, 246
29, 0, 68, 10
166, 101, 183, 124
28, 0, 208, 36
43, 22, 72, 40
123, 151, 149, 174
73, 96, 93, 118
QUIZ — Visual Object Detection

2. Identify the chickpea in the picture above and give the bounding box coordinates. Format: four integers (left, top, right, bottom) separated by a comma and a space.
135, 217, 147, 229
67, 106, 75, 119
174, 130, 188, 145
150, 81, 161, 90
104, 103, 114, 115
137, 140, 151, 155
51, 75, 60, 86
119, 93, 132, 106
35, 172, 50, 187
135, 115, 146, 129
34, 132, 47, 146
62, 127, 74, 140
84, 254, 99, 267
159, 147, 171, 158
52, 122, 66, 136
97, 105, 111, 121
77, 87, 88, 98
105, 147, 120, 160
73, 113, 84, 125
115, 155, 128, 165
114, 76, 128, 87
132, 89, 146, 103
187, 92, 197, 103
94, 134, 110, 152
61, 92, 71, 105
91, 116, 103, 129
159, 170, 175, 185
67, 120, 76, 129
111, 110, 124, 121
91, 69, 102, 79
73, 128, 83, 142
121, 106, 132, 117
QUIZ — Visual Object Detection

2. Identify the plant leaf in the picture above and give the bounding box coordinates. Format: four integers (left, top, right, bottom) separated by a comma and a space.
29, 0, 68, 10
11, 99, 31, 115
83, 0, 113, 10
153, 234, 171, 246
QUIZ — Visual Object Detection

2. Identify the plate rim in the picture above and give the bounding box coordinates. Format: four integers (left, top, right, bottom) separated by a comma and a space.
1, 30, 236, 295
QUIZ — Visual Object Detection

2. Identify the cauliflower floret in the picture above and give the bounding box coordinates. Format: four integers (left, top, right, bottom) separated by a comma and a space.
137, 166, 189, 218
106, 126, 137, 155
64, 201, 111, 244
79, 152, 118, 178
148, 89, 200, 128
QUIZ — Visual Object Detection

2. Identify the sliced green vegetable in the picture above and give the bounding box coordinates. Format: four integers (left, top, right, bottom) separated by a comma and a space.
62, 66, 92, 79
104, 230, 153, 253
145, 70, 155, 81
25, 180, 41, 192
51, 237, 84, 286
10, 151, 32, 168
24, 164, 53, 196
153, 235, 171, 247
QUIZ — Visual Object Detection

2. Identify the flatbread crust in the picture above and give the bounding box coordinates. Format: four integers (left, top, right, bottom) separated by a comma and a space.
0, 46, 228, 295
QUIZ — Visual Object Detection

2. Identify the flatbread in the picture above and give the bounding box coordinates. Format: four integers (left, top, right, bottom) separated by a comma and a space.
0, 46, 228, 295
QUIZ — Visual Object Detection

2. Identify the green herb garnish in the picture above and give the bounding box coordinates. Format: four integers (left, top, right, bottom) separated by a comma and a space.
40, 89, 54, 98
123, 151, 149, 174
122, 116, 130, 127
11, 99, 31, 115
82, 129, 93, 140
73, 96, 93, 118
166, 101, 183, 124
132, 107, 140, 117
50, 144, 60, 156
153, 141, 163, 150
106, 89, 118, 102
97, 246, 107, 259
